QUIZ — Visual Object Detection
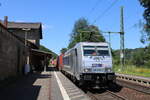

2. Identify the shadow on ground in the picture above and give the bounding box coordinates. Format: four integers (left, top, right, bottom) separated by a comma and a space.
80, 83, 123, 94
46, 66, 58, 71
0, 71, 51, 100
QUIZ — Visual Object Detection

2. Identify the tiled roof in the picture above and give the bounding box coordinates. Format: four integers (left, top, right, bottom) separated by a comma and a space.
7, 21, 43, 39
7, 22, 41, 29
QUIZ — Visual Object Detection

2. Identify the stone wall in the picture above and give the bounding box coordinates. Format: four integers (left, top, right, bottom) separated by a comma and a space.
0, 24, 27, 81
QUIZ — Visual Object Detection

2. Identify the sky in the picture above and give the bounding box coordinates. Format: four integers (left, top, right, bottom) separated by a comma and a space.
0, 0, 147, 54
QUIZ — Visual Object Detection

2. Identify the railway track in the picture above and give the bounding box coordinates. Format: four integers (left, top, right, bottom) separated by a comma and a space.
116, 73, 150, 87
87, 90, 126, 100
116, 73, 150, 94
61, 71, 150, 100
84, 82, 150, 100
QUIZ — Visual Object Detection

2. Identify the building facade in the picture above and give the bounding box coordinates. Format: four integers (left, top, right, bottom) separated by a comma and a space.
7, 22, 42, 48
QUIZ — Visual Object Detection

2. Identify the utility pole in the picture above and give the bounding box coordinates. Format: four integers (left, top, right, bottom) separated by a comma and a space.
22, 28, 31, 47
78, 6, 125, 71
108, 32, 111, 47
101, 7, 125, 71
101, 31, 120, 48
120, 6, 125, 71
80, 32, 82, 42
22, 28, 31, 74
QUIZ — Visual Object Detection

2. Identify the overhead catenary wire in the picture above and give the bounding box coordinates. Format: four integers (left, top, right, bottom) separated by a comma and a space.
125, 21, 144, 32
86, 0, 103, 19
125, 24, 137, 32
92, 0, 119, 24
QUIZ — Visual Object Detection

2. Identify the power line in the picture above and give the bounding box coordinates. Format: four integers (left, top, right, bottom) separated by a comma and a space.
86, 0, 103, 19
92, 0, 119, 24
125, 24, 137, 32
125, 22, 143, 32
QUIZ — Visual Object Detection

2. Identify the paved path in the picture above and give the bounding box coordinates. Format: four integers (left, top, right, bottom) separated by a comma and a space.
0, 67, 91, 100
0, 72, 51, 100
51, 71, 91, 100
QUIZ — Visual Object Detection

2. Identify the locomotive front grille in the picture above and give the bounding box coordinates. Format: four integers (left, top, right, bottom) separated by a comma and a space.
81, 73, 115, 81
83, 75, 92, 80
107, 74, 116, 80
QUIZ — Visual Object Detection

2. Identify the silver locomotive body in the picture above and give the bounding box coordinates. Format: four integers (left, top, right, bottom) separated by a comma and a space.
62, 42, 115, 86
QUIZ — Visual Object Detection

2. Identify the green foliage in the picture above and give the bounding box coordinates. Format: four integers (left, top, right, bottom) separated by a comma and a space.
114, 65, 150, 77
40, 45, 58, 59
139, 0, 150, 42
112, 49, 120, 65
70, 18, 89, 42
68, 18, 105, 49
143, 45, 150, 66
60, 48, 67, 54
113, 46, 150, 68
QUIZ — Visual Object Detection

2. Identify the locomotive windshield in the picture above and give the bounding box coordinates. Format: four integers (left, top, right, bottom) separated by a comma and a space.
83, 46, 109, 56
97, 50, 109, 56
84, 50, 96, 56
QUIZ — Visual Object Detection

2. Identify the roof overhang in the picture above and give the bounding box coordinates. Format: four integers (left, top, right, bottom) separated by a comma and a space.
30, 49, 52, 58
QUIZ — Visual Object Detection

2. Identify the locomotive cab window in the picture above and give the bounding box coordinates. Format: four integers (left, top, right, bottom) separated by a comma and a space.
83, 46, 110, 56
83, 46, 96, 56
97, 50, 109, 56
84, 50, 96, 56
96, 46, 109, 56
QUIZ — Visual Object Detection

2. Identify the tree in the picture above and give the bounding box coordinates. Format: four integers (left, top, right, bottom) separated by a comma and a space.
131, 48, 145, 66
87, 25, 105, 42
70, 18, 89, 42
68, 18, 105, 48
143, 45, 150, 68
40, 45, 58, 59
68, 18, 89, 48
139, 0, 150, 42
60, 48, 67, 54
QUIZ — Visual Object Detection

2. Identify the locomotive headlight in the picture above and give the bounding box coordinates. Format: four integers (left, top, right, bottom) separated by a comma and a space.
107, 69, 111, 72
83, 68, 91, 72
105, 68, 112, 73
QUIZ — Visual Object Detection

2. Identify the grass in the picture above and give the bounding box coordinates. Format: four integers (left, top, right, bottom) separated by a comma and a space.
113, 65, 150, 77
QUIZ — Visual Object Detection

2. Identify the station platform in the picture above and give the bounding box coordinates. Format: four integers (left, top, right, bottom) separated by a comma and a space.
51, 71, 91, 100
0, 67, 91, 100
0, 71, 51, 100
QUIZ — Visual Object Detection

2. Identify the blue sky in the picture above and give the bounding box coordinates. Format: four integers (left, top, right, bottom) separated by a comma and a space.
0, 0, 146, 54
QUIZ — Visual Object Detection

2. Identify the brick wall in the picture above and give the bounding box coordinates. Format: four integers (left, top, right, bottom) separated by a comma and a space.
0, 24, 27, 81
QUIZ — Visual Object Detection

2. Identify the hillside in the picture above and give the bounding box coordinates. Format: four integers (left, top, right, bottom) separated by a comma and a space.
113, 46, 150, 68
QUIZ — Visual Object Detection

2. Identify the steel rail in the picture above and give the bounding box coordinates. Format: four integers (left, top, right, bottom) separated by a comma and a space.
87, 90, 127, 100
87, 91, 99, 100
106, 90, 126, 100
115, 73, 150, 94
116, 78, 150, 94
116, 73, 150, 87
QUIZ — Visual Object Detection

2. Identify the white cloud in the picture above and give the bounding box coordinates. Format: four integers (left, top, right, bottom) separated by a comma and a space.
15, 20, 25, 22
42, 24, 53, 30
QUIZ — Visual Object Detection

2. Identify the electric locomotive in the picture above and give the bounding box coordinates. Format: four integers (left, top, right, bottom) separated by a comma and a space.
62, 42, 115, 87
